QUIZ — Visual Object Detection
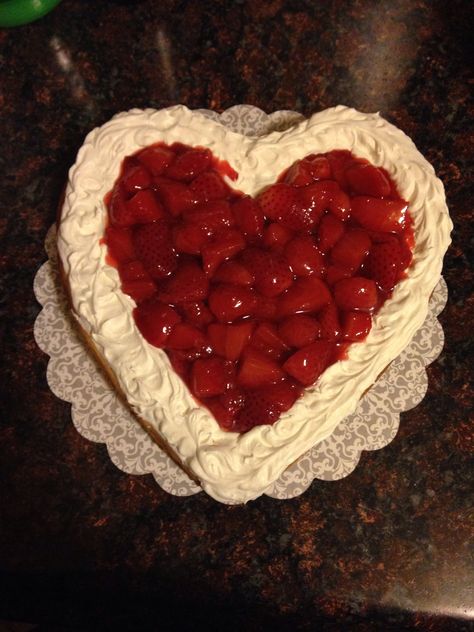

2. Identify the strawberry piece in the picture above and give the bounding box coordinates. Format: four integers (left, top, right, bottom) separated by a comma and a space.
250, 322, 290, 359
263, 222, 293, 249
241, 248, 293, 297
279, 190, 319, 232
342, 311, 372, 341
190, 170, 230, 202
278, 277, 331, 317
237, 347, 285, 388
168, 350, 191, 381
214, 260, 254, 286
208, 321, 254, 361
285, 235, 325, 277
208, 284, 257, 322
185, 200, 235, 234
330, 228, 372, 271
132, 221, 177, 280
201, 229, 245, 276
351, 197, 408, 233
158, 262, 209, 304
133, 297, 181, 347
297, 180, 351, 224
118, 259, 149, 281
278, 314, 321, 348
232, 196, 265, 240
191, 356, 229, 398
257, 183, 299, 221
325, 183, 351, 221
233, 380, 302, 432
334, 277, 378, 311
179, 301, 214, 327
206, 398, 235, 429
326, 150, 353, 189
108, 184, 136, 227
166, 322, 208, 350
105, 225, 135, 263
154, 177, 195, 216
365, 236, 411, 293
253, 295, 278, 320
122, 163, 152, 193
173, 223, 209, 255
318, 214, 345, 253
325, 264, 353, 286
285, 154, 331, 186
125, 189, 166, 223
283, 341, 336, 386
319, 301, 341, 340
345, 163, 391, 197
138, 145, 175, 175
121, 279, 157, 303
166, 148, 211, 182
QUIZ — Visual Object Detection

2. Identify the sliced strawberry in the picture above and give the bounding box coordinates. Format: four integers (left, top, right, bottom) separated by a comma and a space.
190, 170, 230, 202
319, 301, 341, 340
166, 322, 208, 350
154, 177, 195, 216
206, 398, 235, 429
334, 277, 378, 311
365, 236, 411, 293
158, 262, 209, 304
326, 150, 353, 189
237, 347, 285, 388
285, 154, 331, 186
105, 225, 135, 263
191, 356, 229, 398
278, 314, 321, 348
249, 322, 290, 359
325, 182, 351, 221
253, 295, 278, 320
241, 248, 293, 297
132, 221, 177, 280
208, 284, 257, 322
108, 184, 135, 227
208, 321, 254, 361
118, 259, 149, 281
233, 380, 302, 432
325, 264, 353, 286
125, 189, 166, 223
257, 183, 299, 221
283, 341, 336, 386
351, 197, 408, 233
285, 236, 325, 277
133, 297, 181, 347
278, 277, 331, 317
330, 228, 371, 271
263, 222, 293, 249
185, 199, 235, 234
214, 260, 254, 286
342, 311, 372, 341
138, 145, 175, 175
173, 223, 209, 255
121, 279, 157, 304
122, 163, 152, 193
279, 189, 320, 231
232, 196, 264, 240
179, 301, 214, 327
166, 148, 211, 182
201, 229, 245, 276
345, 163, 391, 197
318, 214, 345, 253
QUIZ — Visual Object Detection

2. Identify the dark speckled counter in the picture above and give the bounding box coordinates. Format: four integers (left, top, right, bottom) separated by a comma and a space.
0, 1, 472, 630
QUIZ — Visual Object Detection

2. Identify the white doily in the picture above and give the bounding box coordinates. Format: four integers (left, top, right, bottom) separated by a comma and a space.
33, 106, 448, 501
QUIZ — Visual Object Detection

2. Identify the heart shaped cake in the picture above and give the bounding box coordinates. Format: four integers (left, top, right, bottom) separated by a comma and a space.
57, 105, 451, 503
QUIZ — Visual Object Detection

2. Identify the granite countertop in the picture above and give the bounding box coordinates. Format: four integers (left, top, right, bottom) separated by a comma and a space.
1, 1, 472, 630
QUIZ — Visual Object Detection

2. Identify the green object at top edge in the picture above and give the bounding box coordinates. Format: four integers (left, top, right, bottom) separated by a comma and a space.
0, 0, 62, 27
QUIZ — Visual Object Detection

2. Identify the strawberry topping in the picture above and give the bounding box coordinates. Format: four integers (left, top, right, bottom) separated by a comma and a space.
105, 143, 414, 433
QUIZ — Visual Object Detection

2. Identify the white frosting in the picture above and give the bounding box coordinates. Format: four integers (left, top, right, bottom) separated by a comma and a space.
57, 105, 452, 504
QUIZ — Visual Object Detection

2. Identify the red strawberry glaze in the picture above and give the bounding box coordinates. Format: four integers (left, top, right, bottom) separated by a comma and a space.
104, 142, 414, 433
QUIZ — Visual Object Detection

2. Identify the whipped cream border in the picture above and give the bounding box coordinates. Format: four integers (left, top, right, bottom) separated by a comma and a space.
57, 105, 452, 503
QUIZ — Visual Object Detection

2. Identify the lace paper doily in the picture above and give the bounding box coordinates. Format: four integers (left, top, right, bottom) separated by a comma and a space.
33, 106, 448, 502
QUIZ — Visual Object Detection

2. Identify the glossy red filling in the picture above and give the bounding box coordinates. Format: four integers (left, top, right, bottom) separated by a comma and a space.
104, 143, 413, 433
